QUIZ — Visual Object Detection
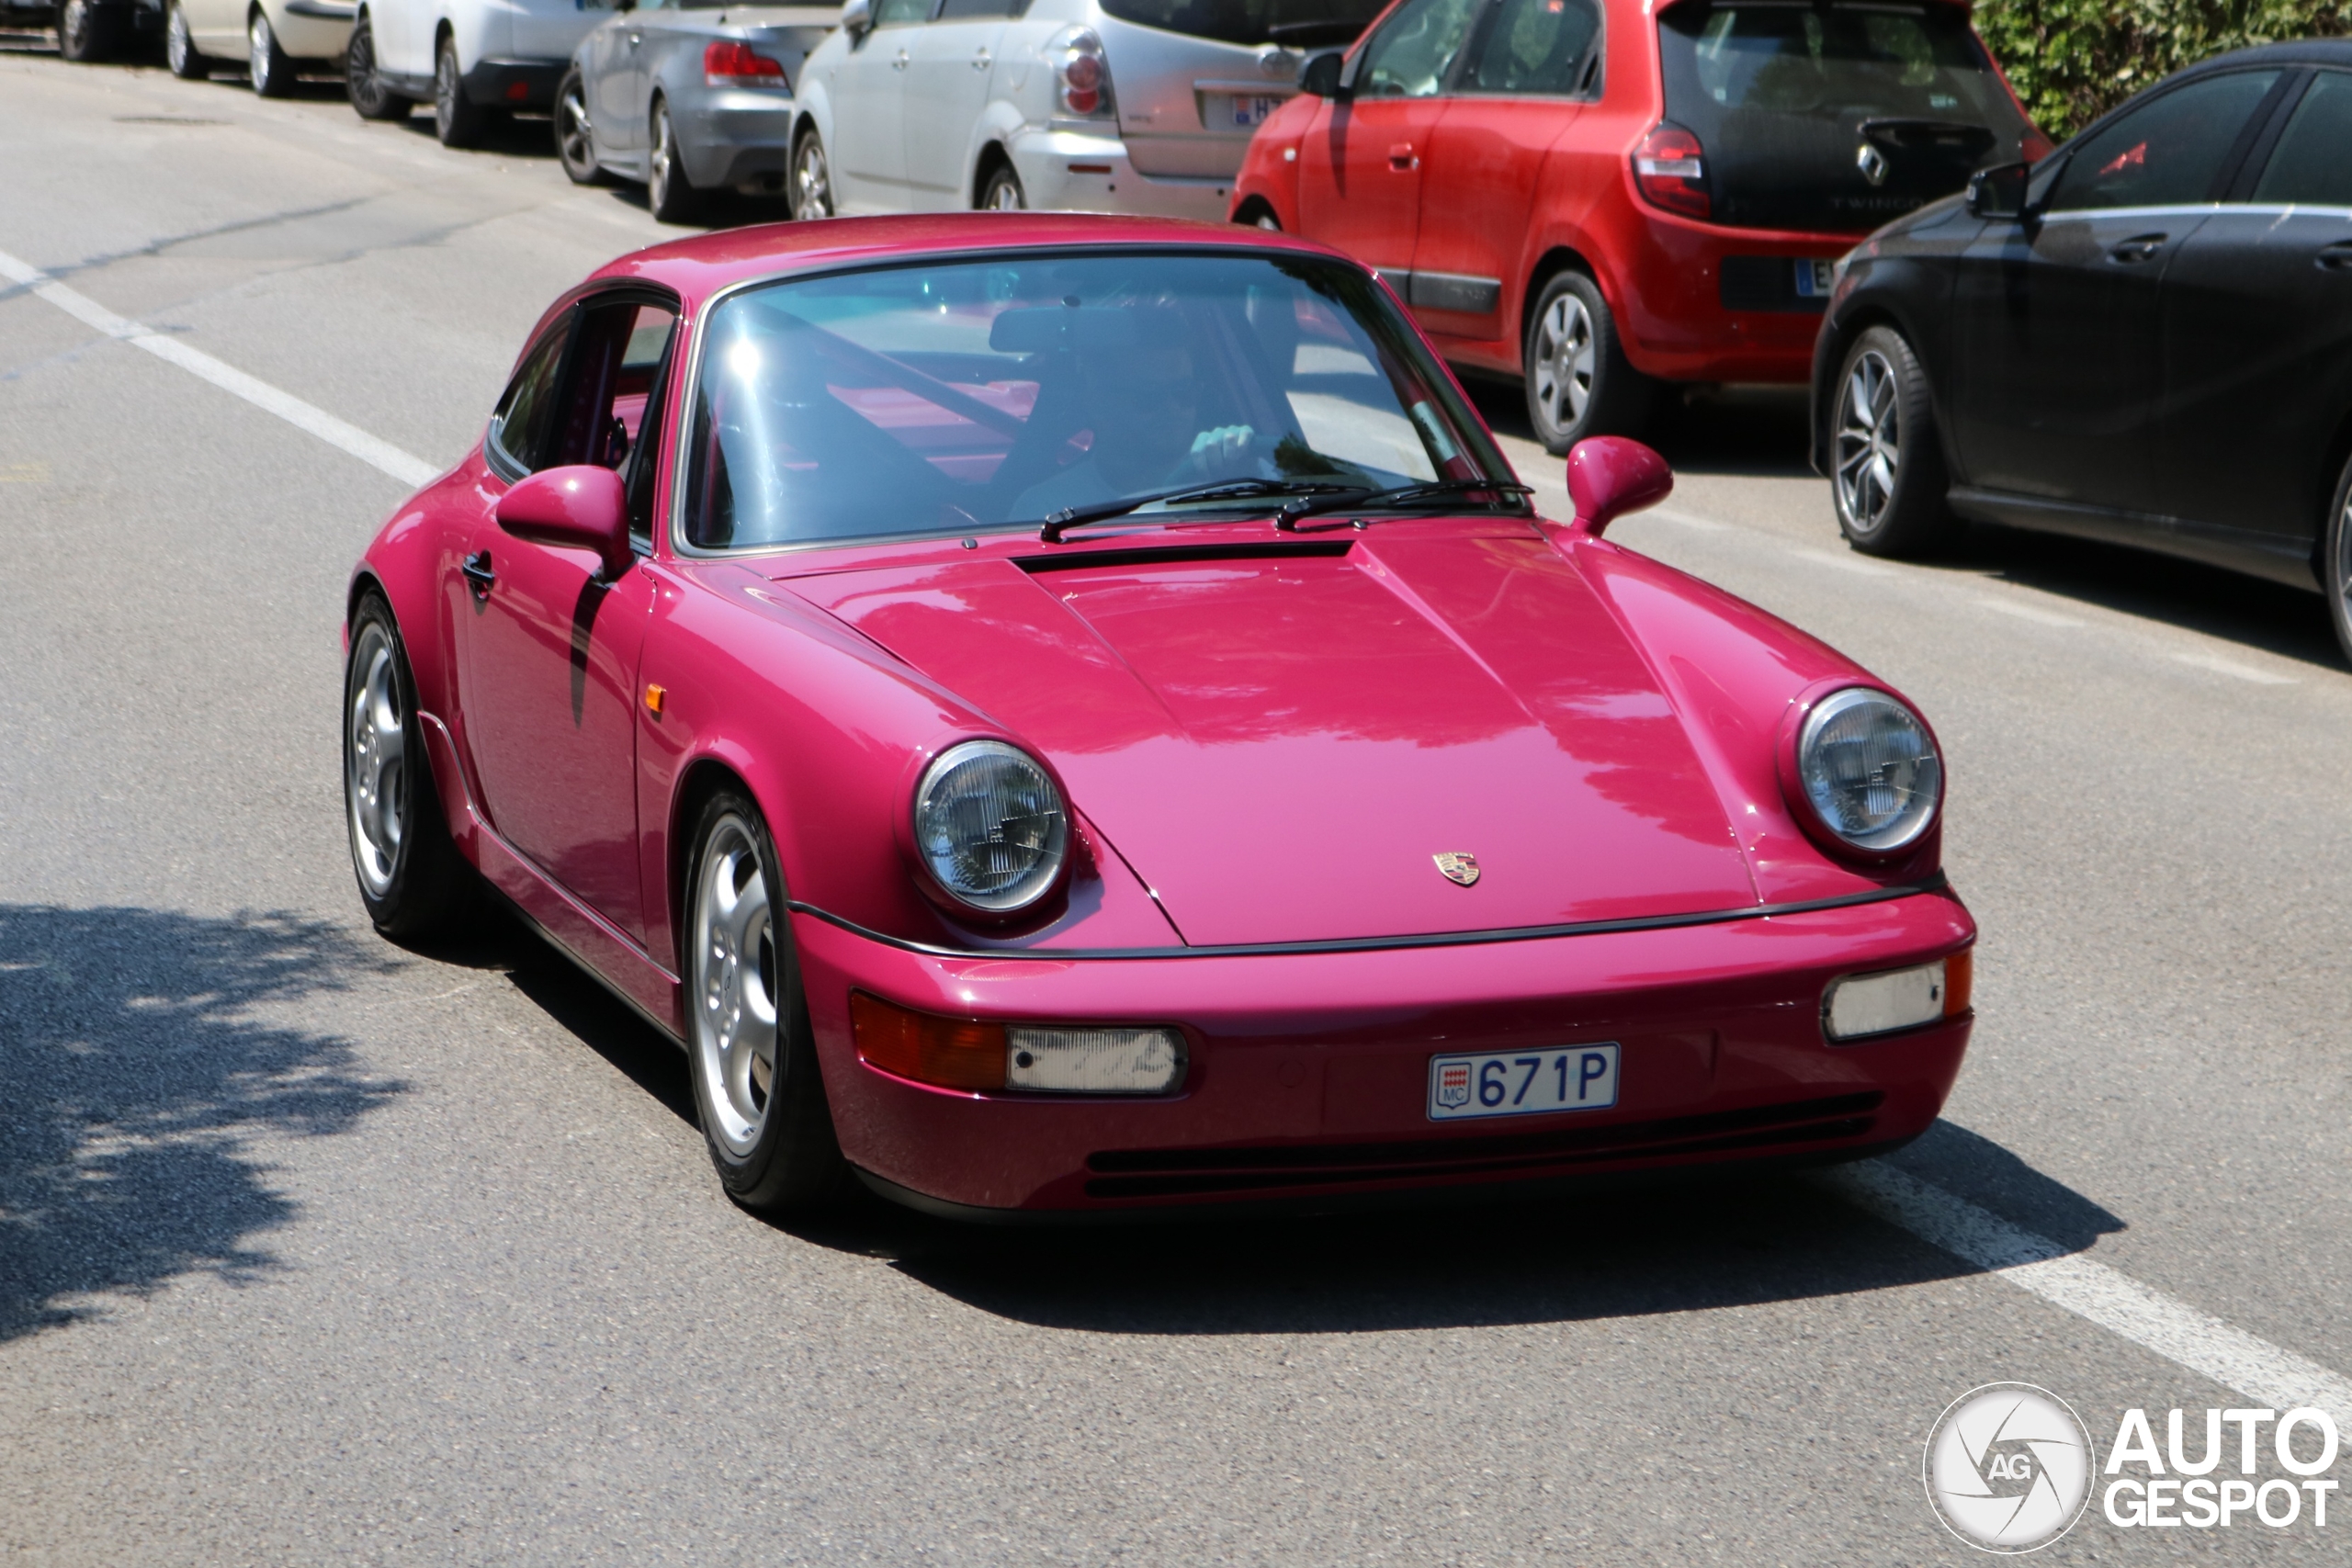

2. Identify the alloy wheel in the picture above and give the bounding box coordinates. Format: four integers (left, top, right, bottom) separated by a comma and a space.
2337, 489, 2352, 633
345, 623, 407, 899
557, 80, 594, 178
1532, 292, 1596, 435
248, 15, 276, 96
59, 0, 95, 58
166, 4, 195, 75
1835, 348, 1902, 533
984, 170, 1023, 210
650, 108, 675, 209
793, 135, 831, 219
691, 816, 777, 1156
435, 46, 458, 137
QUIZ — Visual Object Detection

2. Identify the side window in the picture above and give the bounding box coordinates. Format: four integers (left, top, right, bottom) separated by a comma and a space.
872, 0, 932, 26
545, 299, 681, 542
1466, 0, 1600, 96
488, 319, 571, 475
2046, 70, 2278, 212
2253, 70, 2352, 207
935, 0, 1017, 16
1358, 0, 1484, 99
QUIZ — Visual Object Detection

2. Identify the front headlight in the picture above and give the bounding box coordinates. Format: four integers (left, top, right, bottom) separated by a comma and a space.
913, 739, 1069, 913
1793, 687, 1942, 853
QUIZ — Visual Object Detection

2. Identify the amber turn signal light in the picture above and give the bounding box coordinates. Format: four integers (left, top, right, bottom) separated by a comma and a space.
851, 992, 1188, 1095
853, 992, 1007, 1091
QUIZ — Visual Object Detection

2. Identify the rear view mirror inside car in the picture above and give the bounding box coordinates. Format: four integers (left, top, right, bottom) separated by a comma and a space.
1968, 160, 2031, 220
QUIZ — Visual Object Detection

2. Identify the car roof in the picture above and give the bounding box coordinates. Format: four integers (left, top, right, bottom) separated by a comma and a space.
2175, 37, 2352, 74
584, 213, 1358, 309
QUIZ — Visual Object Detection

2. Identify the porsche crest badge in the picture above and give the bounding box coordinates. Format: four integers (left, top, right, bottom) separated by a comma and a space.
1433, 852, 1481, 886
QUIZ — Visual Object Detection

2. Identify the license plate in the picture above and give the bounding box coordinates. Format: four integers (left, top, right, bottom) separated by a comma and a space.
1794, 259, 1838, 298
1427, 1043, 1620, 1122
1227, 94, 1283, 129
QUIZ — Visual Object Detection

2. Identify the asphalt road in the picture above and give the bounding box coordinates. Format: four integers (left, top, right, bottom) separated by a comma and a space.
4, 42, 2349, 1566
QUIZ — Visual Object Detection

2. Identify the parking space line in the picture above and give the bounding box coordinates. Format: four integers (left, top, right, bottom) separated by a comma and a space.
0, 246, 439, 488
1973, 595, 2084, 628
2170, 649, 2300, 686
1829, 1160, 2352, 1428
1794, 545, 1899, 578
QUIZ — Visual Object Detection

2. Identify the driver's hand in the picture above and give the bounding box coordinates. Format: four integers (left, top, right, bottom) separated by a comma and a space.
1182, 423, 1259, 478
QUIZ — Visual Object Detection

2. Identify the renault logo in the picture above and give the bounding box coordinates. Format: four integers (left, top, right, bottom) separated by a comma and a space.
1433, 852, 1481, 886
1857, 142, 1890, 186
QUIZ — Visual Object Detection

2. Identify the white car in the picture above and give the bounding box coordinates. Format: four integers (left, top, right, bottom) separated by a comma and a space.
163, 0, 353, 96
785, 0, 1378, 220
344, 0, 611, 145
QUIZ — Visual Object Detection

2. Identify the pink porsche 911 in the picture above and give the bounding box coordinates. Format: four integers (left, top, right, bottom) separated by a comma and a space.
344, 214, 1973, 1219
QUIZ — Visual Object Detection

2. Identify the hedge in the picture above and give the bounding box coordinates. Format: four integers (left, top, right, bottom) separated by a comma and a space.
1974, 0, 2352, 139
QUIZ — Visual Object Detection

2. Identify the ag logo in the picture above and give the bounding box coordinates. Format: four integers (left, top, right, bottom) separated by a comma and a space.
1924, 1383, 2095, 1552
1433, 852, 1480, 886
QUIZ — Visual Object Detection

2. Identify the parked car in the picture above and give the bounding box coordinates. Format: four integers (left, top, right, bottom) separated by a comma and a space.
556, 1, 840, 223
164, 0, 353, 96
342, 211, 1974, 1218
52, 0, 161, 61
1812, 41, 2352, 657
344, 0, 607, 143
1232, 0, 2044, 453
784, 0, 1383, 222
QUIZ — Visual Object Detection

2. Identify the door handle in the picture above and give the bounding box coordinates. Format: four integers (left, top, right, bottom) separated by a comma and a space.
891, 49, 908, 70
626, 31, 639, 46
2319, 241, 2352, 271
461, 550, 495, 598
971, 47, 989, 69
2108, 233, 2168, 264
1387, 141, 1417, 171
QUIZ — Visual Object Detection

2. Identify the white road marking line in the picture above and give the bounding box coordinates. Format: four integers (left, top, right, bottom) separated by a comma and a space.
1973, 595, 2084, 627
1644, 506, 1731, 534
1795, 545, 1899, 578
0, 246, 439, 489
2168, 649, 2298, 686
1828, 1160, 2352, 1429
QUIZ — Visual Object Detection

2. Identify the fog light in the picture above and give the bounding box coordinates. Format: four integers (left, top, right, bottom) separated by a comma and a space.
851, 993, 1186, 1095
1008, 1025, 1185, 1094
1823, 949, 1971, 1042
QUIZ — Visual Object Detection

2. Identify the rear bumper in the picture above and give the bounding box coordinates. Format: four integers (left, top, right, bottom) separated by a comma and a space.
1611, 210, 1866, 385
1008, 128, 1233, 221
677, 92, 797, 189
796, 889, 1975, 1214
461, 56, 564, 111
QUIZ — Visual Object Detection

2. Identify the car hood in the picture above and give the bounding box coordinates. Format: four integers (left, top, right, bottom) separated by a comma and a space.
780, 530, 1759, 946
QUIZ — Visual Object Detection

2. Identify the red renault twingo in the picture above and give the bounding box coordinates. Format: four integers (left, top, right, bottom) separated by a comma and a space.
1231, 0, 2043, 451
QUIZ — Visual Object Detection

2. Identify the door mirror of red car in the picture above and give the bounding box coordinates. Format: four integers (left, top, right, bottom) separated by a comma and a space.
495, 465, 633, 579
1299, 50, 1348, 100
1967, 160, 2031, 220
1565, 437, 1673, 537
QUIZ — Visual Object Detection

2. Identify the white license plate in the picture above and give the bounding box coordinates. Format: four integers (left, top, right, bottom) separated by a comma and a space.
1427, 1043, 1620, 1122
1227, 94, 1283, 129
1794, 259, 1838, 298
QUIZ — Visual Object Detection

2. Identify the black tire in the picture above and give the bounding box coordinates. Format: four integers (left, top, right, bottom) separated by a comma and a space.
683, 789, 848, 1215
978, 163, 1024, 211
345, 15, 411, 120
554, 66, 607, 185
344, 592, 480, 940
57, 0, 118, 62
1523, 270, 1657, 455
1828, 325, 1959, 558
789, 124, 831, 220
648, 99, 701, 223
433, 34, 491, 148
2322, 450, 2352, 668
247, 8, 293, 98
164, 1, 206, 77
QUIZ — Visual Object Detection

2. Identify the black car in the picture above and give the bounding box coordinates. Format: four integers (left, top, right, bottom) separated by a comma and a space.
1810, 41, 2352, 657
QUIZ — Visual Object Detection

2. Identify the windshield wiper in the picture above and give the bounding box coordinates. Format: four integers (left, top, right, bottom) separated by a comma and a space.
1038, 479, 1367, 543
1274, 477, 1534, 528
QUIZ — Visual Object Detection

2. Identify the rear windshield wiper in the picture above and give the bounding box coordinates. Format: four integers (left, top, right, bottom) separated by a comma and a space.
1038, 479, 1368, 542
1274, 477, 1533, 527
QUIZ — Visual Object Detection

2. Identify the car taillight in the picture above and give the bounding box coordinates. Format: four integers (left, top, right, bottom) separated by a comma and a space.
1632, 122, 1710, 220
1051, 27, 1114, 118
705, 39, 787, 90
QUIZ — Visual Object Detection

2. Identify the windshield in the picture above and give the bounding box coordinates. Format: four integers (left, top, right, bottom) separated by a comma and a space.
681, 251, 1508, 551
1097, 0, 1386, 48
1659, 1, 2030, 231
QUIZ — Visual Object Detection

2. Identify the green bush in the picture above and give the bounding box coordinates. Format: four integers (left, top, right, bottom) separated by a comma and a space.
1974, 0, 2350, 140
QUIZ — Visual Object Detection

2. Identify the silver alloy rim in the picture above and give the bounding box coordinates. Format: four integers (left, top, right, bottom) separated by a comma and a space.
794, 137, 830, 218
1532, 291, 1596, 435
167, 5, 190, 73
248, 16, 269, 92
2337, 489, 2352, 628
61, 0, 87, 53
691, 816, 777, 1156
986, 175, 1023, 210
435, 47, 457, 128
559, 82, 593, 174
650, 109, 674, 207
345, 624, 406, 898
1836, 348, 1902, 532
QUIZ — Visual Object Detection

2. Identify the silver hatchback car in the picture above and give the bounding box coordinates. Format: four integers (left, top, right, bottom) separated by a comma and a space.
559, 0, 842, 222
786, 0, 1379, 220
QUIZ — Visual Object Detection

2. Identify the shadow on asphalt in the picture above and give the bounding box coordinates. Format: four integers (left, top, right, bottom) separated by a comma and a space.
0, 904, 407, 1343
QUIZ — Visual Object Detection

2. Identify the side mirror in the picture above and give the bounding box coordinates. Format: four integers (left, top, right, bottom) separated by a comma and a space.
495, 465, 633, 579
1299, 50, 1348, 100
1565, 436, 1672, 536
1967, 160, 2030, 220
840, 0, 871, 40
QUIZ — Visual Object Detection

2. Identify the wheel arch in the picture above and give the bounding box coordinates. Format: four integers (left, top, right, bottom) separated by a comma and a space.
1812, 303, 1959, 484
970, 140, 1014, 209
1229, 193, 1279, 229
1520, 244, 1606, 363
2312, 406, 2352, 583
667, 755, 757, 972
